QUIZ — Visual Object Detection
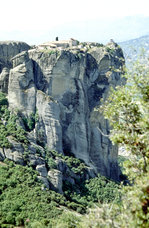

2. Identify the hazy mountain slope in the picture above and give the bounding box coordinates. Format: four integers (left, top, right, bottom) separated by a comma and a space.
119, 35, 149, 64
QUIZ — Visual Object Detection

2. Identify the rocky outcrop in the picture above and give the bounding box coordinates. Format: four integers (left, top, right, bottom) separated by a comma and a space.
0, 67, 9, 93
0, 41, 30, 68
8, 51, 36, 114
0, 41, 30, 93
48, 169, 63, 193
0, 40, 125, 191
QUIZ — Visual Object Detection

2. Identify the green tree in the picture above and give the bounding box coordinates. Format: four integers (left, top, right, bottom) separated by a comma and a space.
101, 56, 149, 227
103, 57, 149, 174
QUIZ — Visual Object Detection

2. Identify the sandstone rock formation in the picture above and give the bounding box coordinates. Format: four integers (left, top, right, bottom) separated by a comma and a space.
0, 39, 125, 192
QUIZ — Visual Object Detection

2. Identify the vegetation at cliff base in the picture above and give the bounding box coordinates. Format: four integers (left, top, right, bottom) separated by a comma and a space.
0, 160, 70, 227
0, 160, 120, 227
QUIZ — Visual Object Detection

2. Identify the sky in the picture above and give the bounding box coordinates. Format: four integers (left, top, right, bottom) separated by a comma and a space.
1, 0, 149, 45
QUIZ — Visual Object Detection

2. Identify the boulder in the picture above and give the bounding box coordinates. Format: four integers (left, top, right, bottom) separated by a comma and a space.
48, 169, 63, 193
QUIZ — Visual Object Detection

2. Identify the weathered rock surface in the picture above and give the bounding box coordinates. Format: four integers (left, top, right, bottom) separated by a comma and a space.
0, 41, 30, 93
0, 67, 9, 93
0, 41, 30, 69
0, 40, 125, 191
0, 137, 24, 165
48, 169, 63, 193
8, 51, 36, 114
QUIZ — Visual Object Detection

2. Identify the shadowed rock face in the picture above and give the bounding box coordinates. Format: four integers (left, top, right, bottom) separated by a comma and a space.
0, 40, 125, 191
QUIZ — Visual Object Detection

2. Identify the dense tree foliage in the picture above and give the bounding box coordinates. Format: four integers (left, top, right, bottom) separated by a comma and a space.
100, 57, 149, 227
0, 160, 120, 227
0, 160, 67, 227
103, 58, 149, 176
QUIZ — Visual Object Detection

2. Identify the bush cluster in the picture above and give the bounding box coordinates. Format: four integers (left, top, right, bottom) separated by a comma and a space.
22, 111, 38, 131
0, 158, 121, 227
46, 149, 87, 174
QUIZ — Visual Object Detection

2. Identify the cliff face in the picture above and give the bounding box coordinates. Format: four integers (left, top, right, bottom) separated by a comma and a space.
0, 40, 124, 191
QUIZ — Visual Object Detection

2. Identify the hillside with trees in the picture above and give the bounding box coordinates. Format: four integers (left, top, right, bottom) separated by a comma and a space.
0, 39, 149, 227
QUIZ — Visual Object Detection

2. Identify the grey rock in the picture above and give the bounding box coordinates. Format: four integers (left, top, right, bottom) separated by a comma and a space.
36, 164, 48, 177
0, 148, 5, 160
0, 41, 30, 69
0, 41, 30, 93
48, 169, 63, 193
28, 154, 44, 167
3, 137, 24, 165
11, 51, 30, 68
8, 151, 24, 165
8, 52, 36, 115
0, 67, 9, 93
36, 90, 63, 152
38, 176, 49, 189
55, 158, 66, 172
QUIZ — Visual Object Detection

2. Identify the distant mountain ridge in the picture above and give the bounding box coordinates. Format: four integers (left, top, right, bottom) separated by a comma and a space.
119, 35, 149, 64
